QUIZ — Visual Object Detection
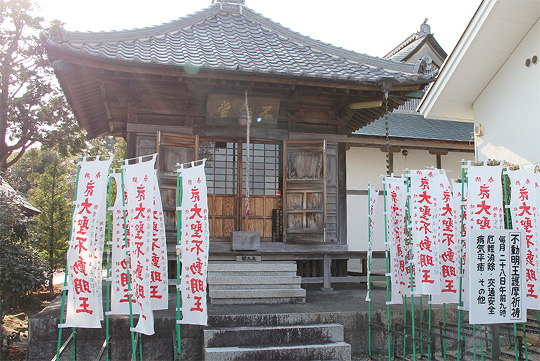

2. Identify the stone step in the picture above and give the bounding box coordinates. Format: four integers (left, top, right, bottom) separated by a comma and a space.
211, 296, 306, 305
209, 270, 298, 277
208, 261, 297, 272
204, 323, 344, 348
204, 342, 352, 361
209, 288, 306, 300
208, 275, 301, 286
211, 283, 302, 290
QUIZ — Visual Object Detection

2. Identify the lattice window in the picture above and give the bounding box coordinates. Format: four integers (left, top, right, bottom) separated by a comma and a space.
242, 142, 282, 196
199, 141, 238, 195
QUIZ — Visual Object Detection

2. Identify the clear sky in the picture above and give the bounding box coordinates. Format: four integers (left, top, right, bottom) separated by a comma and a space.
35, 0, 482, 58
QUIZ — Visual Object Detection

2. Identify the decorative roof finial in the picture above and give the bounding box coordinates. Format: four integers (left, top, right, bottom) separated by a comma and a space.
418, 18, 431, 38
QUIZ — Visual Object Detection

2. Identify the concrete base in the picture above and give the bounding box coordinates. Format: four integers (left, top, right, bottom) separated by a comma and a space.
231, 231, 260, 251
27, 284, 462, 361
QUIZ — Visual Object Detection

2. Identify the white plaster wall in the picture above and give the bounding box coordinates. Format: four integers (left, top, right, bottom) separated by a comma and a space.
474, 19, 540, 165
441, 151, 474, 181
393, 148, 436, 175
346, 147, 386, 272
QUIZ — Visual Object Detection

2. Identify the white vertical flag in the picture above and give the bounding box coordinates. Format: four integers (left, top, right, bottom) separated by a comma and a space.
384, 177, 408, 304
179, 161, 209, 326
365, 184, 379, 302
149, 170, 169, 310
109, 173, 140, 315
122, 157, 156, 335
508, 168, 540, 309
464, 164, 504, 311
431, 172, 460, 304
409, 169, 441, 295
64, 157, 112, 328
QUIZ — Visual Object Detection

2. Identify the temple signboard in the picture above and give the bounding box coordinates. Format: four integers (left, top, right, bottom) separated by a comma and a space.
206, 94, 280, 127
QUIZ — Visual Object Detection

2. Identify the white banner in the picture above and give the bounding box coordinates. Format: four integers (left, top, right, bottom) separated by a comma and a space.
508, 168, 540, 309
109, 170, 168, 316
122, 157, 156, 335
468, 230, 526, 324
365, 184, 379, 302
409, 170, 441, 295
149, 170, 169, 310
109, 173, 139, 315
454, 178, 470, 310
64, 157, 112, 328
466, 165, 504, 231
384, 177, 408, 304
178, 161, 209, 326
431, 172, 460, 304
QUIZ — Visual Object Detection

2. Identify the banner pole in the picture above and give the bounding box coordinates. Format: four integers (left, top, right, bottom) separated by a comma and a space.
405, 171, 417, 361
367, 184, 372, 359
383, 181, 392, 359
56, 161, 82, 361
502, 169, 528, 361
403, 295, 407, 358
473, 324, 477, 361
175, 164, 183, 359
420, 296, 424, 357
105, 174, 114, 361
120, 167, 138, 361
428, 296, 432, 361
443, 303, 447, 361
457, 162, 467, 361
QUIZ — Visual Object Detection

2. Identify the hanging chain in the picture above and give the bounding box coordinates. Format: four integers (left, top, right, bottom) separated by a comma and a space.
244, 89, 251, 219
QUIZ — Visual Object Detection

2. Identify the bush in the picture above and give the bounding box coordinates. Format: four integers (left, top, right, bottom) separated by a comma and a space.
0, 187, 47, 321
0, 238, 47, 314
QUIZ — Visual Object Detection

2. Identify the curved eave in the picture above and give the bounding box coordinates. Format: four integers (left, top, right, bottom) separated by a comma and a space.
44, 39, 434, 91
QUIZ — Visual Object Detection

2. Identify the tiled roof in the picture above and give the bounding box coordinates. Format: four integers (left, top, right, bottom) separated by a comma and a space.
0, 177, 40, 216
43, 3, 434, 85
353, 112, 473, 142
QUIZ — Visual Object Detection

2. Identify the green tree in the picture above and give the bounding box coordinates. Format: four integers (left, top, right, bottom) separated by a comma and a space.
29, 154, 72, 293
4, 147, 56, 195
0, 186, 46, 322
0, 0, 86, 172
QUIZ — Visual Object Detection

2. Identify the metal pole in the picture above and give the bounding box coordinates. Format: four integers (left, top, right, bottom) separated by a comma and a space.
56, 161, 82, 361
443, 303, 447, 361
492, 325, 500, 360
457, 162, 467, 361
175, 165, 183, 359
405, 171, 417, 361
383, 181, 392, 359
120, 167, 138, 361
105, 174, 113, 361
428, 296, 432, 361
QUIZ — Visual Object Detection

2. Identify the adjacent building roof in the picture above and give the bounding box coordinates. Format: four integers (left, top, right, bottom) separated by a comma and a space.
419, 0, 540, 121
42, 2, 434, 86
0, 177, 40, 216
353, 112, 473, 143
384, 19, 447, 68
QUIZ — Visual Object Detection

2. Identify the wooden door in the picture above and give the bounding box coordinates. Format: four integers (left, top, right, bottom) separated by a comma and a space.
283, 140, 326, 242
156, 132, 199, 232
157, 132, 199, 180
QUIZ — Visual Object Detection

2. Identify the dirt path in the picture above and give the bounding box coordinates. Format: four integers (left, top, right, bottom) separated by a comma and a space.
1, 287, 60, 360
